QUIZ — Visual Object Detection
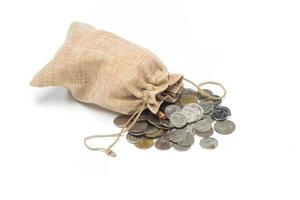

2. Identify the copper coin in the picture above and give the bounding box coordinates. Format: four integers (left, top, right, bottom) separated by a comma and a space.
129, 122, 148, 133
145, 129, 165, 139
113, 115, 131, 128
154, 138, 173, 150
134, 138, 154, 149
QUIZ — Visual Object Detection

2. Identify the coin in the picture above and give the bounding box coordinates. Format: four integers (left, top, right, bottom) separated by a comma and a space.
179, 88, 197, 96
155, 138, 173, 150
126, 134, 143, 144
168, 129, 187, 143
199, 100, 215, 113
195, 128, 213, 138
200, 137, 218, 149
203, 114, 214, 123
211, 106, 231, 121
178, 134, 195, 146
147, 113, 162, 127
129, 122, 148, 133
145, 129, 165, 139
169, 112, 187, 128
181, 106, 198, 123
214, 120, 236, 135
211, 94, 222, 106
114, 114, 131, 128
185, 103, 204, 120
182, 124, 194, 134
134, 138, 154, 149
179, 95, 198, 105
173, 143, 191, 151
194, 119, 212, 132
129, 131, 145, 137
165, 105, 181, 119
144, 124, 159, 134
159, 118, 173, 128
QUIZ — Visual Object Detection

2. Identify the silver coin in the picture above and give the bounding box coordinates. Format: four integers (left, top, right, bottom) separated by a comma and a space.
168, 129, 187, 143
178, 134, 195, 146
165, 105, 181, 119
169, 112, 187, 128
173, 143, 191, 151
200, 137, 218, 149
154, 138, 173, 150
199, 100, 215, 113
129, 122, 148, 133
203, 114, 214, 123
195, 128, 214, 138
194, 119, 212, 133
185, 103, 204, 120
181, 106, 198, 123
211, 106, 231, 121
182, 124, 194, 134
214, 120, 236, 135
126, 134, 143, 144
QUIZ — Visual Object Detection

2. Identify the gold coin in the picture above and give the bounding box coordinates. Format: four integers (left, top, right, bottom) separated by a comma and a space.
134, 138, 154, 149
179, 95, 198, 105
145, 129, 165, 139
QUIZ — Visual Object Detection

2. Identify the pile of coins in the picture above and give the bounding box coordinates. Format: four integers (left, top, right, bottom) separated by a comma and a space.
113, 87, 236, 151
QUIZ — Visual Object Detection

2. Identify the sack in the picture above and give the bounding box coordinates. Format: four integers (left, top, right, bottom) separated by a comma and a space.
31, 22, 183, 115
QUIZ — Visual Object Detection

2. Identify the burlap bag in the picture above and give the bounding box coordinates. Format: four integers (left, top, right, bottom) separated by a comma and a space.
31, 22, 183, 115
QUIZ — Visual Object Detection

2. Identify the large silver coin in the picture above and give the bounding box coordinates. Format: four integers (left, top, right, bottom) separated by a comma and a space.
185, 103, 204, 120
195, 128, 213, 138
181, 106, 198, 123
165, 105, 181, 119
200, 137, 218, 149
173, 143, 191, 151
214, 120, 236, 135
182, 124, 194, 134
199, 100, 215, 113
154, 138, 173, 150
194, 119, 212, 133
169, 112, 187, 128
211, 106, 231, 121
129, 122, 148, 133
168, 129, 187, 143
178, 134, 195, 146
126, 134, 143, 144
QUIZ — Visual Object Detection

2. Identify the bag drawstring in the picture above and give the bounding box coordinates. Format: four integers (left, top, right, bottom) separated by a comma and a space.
84, 78, 226, 157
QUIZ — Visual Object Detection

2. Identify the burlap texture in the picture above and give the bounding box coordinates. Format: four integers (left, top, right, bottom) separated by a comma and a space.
31, 22, 183, 115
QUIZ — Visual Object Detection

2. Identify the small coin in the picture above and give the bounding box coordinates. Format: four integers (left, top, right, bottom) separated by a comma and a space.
195, 128, 214, 138
185, 103, 204, 120
134, 138, 154, 149
159, 118, 173, 128
179, 95, 199, 105
203, 114, 214, 123
154, 138, 173, 150
145, 129, 165, 139
144, 124, 159, 134
126, 134, 143, 144
168, 129, 187, 143
214, 120, 236, 135
165, 105, 181, 119
129, 122, 148, 133
169, 112, 187, 128
173, 143, 191, 151
199, 100, 215, 113
178, 134, 195, 146
114, 115, 131, 128
194, 119, 212, 133
181, 106, 199, 123
211, 106, 231, 121
147, 113, 162, 127
200, 137, 218, 149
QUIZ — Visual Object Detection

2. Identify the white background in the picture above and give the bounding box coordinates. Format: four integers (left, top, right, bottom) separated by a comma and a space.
0, 0, 299, 199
